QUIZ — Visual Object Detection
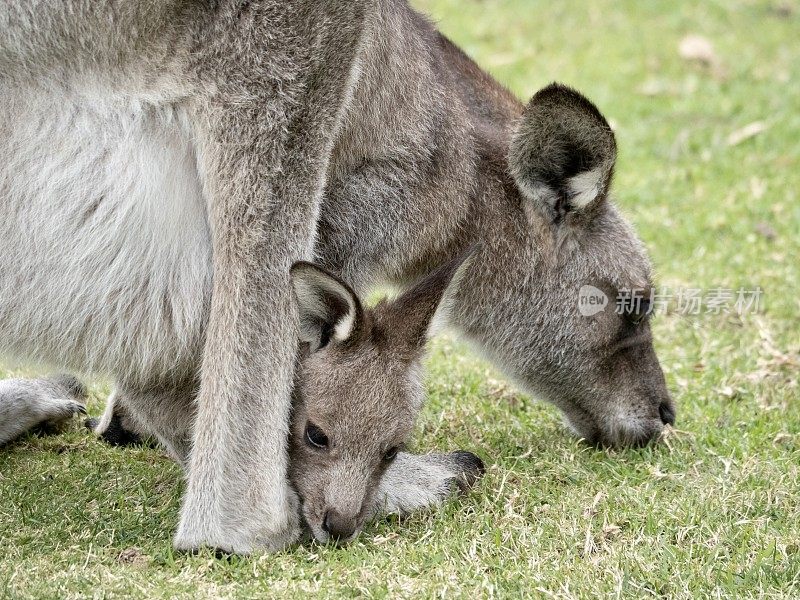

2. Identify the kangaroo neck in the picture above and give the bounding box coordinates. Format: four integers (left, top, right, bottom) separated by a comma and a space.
316, 0, 524, 293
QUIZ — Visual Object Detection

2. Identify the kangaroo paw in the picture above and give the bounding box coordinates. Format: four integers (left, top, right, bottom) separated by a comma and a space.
371, 450, 486, 517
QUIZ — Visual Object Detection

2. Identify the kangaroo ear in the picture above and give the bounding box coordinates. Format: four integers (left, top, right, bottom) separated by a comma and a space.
290, 262, 363, 351
384, 245, 480, 350
509, 83, 617, 222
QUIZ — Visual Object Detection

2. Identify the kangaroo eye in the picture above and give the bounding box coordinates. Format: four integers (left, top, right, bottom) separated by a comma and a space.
624, 298, 651, 325
383, 446, 399, 462
629, 311, 646, 325
305, 423, 329, 449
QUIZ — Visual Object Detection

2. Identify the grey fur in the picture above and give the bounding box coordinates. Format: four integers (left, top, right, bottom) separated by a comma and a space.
2, 0, 373, 554
0, 375, 87, 446
3, 258, 481, 545
0, 0, 672, 552
288, 254, 480, 543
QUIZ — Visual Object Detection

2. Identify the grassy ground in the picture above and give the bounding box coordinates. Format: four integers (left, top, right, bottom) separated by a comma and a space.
1, 0, 799, 597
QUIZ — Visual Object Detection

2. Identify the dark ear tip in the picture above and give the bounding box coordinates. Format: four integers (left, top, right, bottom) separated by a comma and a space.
532, 81, 598, 105
532, 81, 581, 102
520, 82, 615, 148
528, 82, 607, 119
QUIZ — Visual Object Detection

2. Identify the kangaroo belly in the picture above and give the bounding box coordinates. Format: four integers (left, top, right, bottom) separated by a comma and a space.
0, 88, 211, 383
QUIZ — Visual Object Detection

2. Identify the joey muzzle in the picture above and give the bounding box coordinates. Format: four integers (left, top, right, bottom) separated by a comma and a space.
322, 509, 359, 542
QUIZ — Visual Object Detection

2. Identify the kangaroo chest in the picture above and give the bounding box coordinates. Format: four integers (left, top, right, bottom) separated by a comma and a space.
0, 88, 211, 383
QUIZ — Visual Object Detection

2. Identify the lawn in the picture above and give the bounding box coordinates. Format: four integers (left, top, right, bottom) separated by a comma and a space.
1, 0, 799, 597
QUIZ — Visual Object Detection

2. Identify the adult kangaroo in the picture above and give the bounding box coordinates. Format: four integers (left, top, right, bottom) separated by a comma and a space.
0, 0, 673, 552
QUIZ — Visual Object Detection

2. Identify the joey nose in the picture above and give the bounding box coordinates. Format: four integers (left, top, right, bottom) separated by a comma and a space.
322, 510, 357, 542
658, 401, 676, 426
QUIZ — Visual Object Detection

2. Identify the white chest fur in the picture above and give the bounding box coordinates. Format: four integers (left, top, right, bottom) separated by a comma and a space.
0, 88, 212, 385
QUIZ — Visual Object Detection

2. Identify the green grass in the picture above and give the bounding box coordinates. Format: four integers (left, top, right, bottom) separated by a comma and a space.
2, 0, 799, 597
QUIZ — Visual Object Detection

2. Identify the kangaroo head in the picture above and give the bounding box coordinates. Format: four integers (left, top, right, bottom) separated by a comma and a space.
453, 83, 674, 447
287, 253, 470, 544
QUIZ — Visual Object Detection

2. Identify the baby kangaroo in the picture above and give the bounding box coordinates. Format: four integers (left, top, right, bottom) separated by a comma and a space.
288, 251, 483, 543
0, 254, 482, 544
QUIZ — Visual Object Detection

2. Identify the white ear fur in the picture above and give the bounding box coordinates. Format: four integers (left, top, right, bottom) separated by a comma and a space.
515, 180, 562, 212
509, 83, 617, 220
566, 166, 606, 209
290, 264, 359, 350
514, 165, 610, 215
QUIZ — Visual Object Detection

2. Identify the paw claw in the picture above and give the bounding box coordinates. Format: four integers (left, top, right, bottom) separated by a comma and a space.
67, 401, 86, 416
448, 450, 486, 493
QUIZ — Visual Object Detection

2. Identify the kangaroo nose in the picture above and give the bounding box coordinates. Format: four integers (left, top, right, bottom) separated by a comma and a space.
322, 510, 357, 542
658, 401, 676, 426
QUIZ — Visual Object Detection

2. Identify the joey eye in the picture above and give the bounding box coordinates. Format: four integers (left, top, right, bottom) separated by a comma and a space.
383, 446, 399, 462
305, 423, 329, 449
623, 298, 651, 325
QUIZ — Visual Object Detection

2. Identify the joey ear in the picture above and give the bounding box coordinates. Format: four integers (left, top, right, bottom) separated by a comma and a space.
290, 262, 363, 351
384, 245, 480, 350
509, 83, 617, 223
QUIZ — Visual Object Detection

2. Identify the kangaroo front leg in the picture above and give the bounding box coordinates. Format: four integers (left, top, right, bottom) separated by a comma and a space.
174, 3, 371, 554
176, 129, 313, 552
369, 451, 486, 518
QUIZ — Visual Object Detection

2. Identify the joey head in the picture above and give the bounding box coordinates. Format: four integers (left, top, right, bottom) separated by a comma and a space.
288, 252, 482, 544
